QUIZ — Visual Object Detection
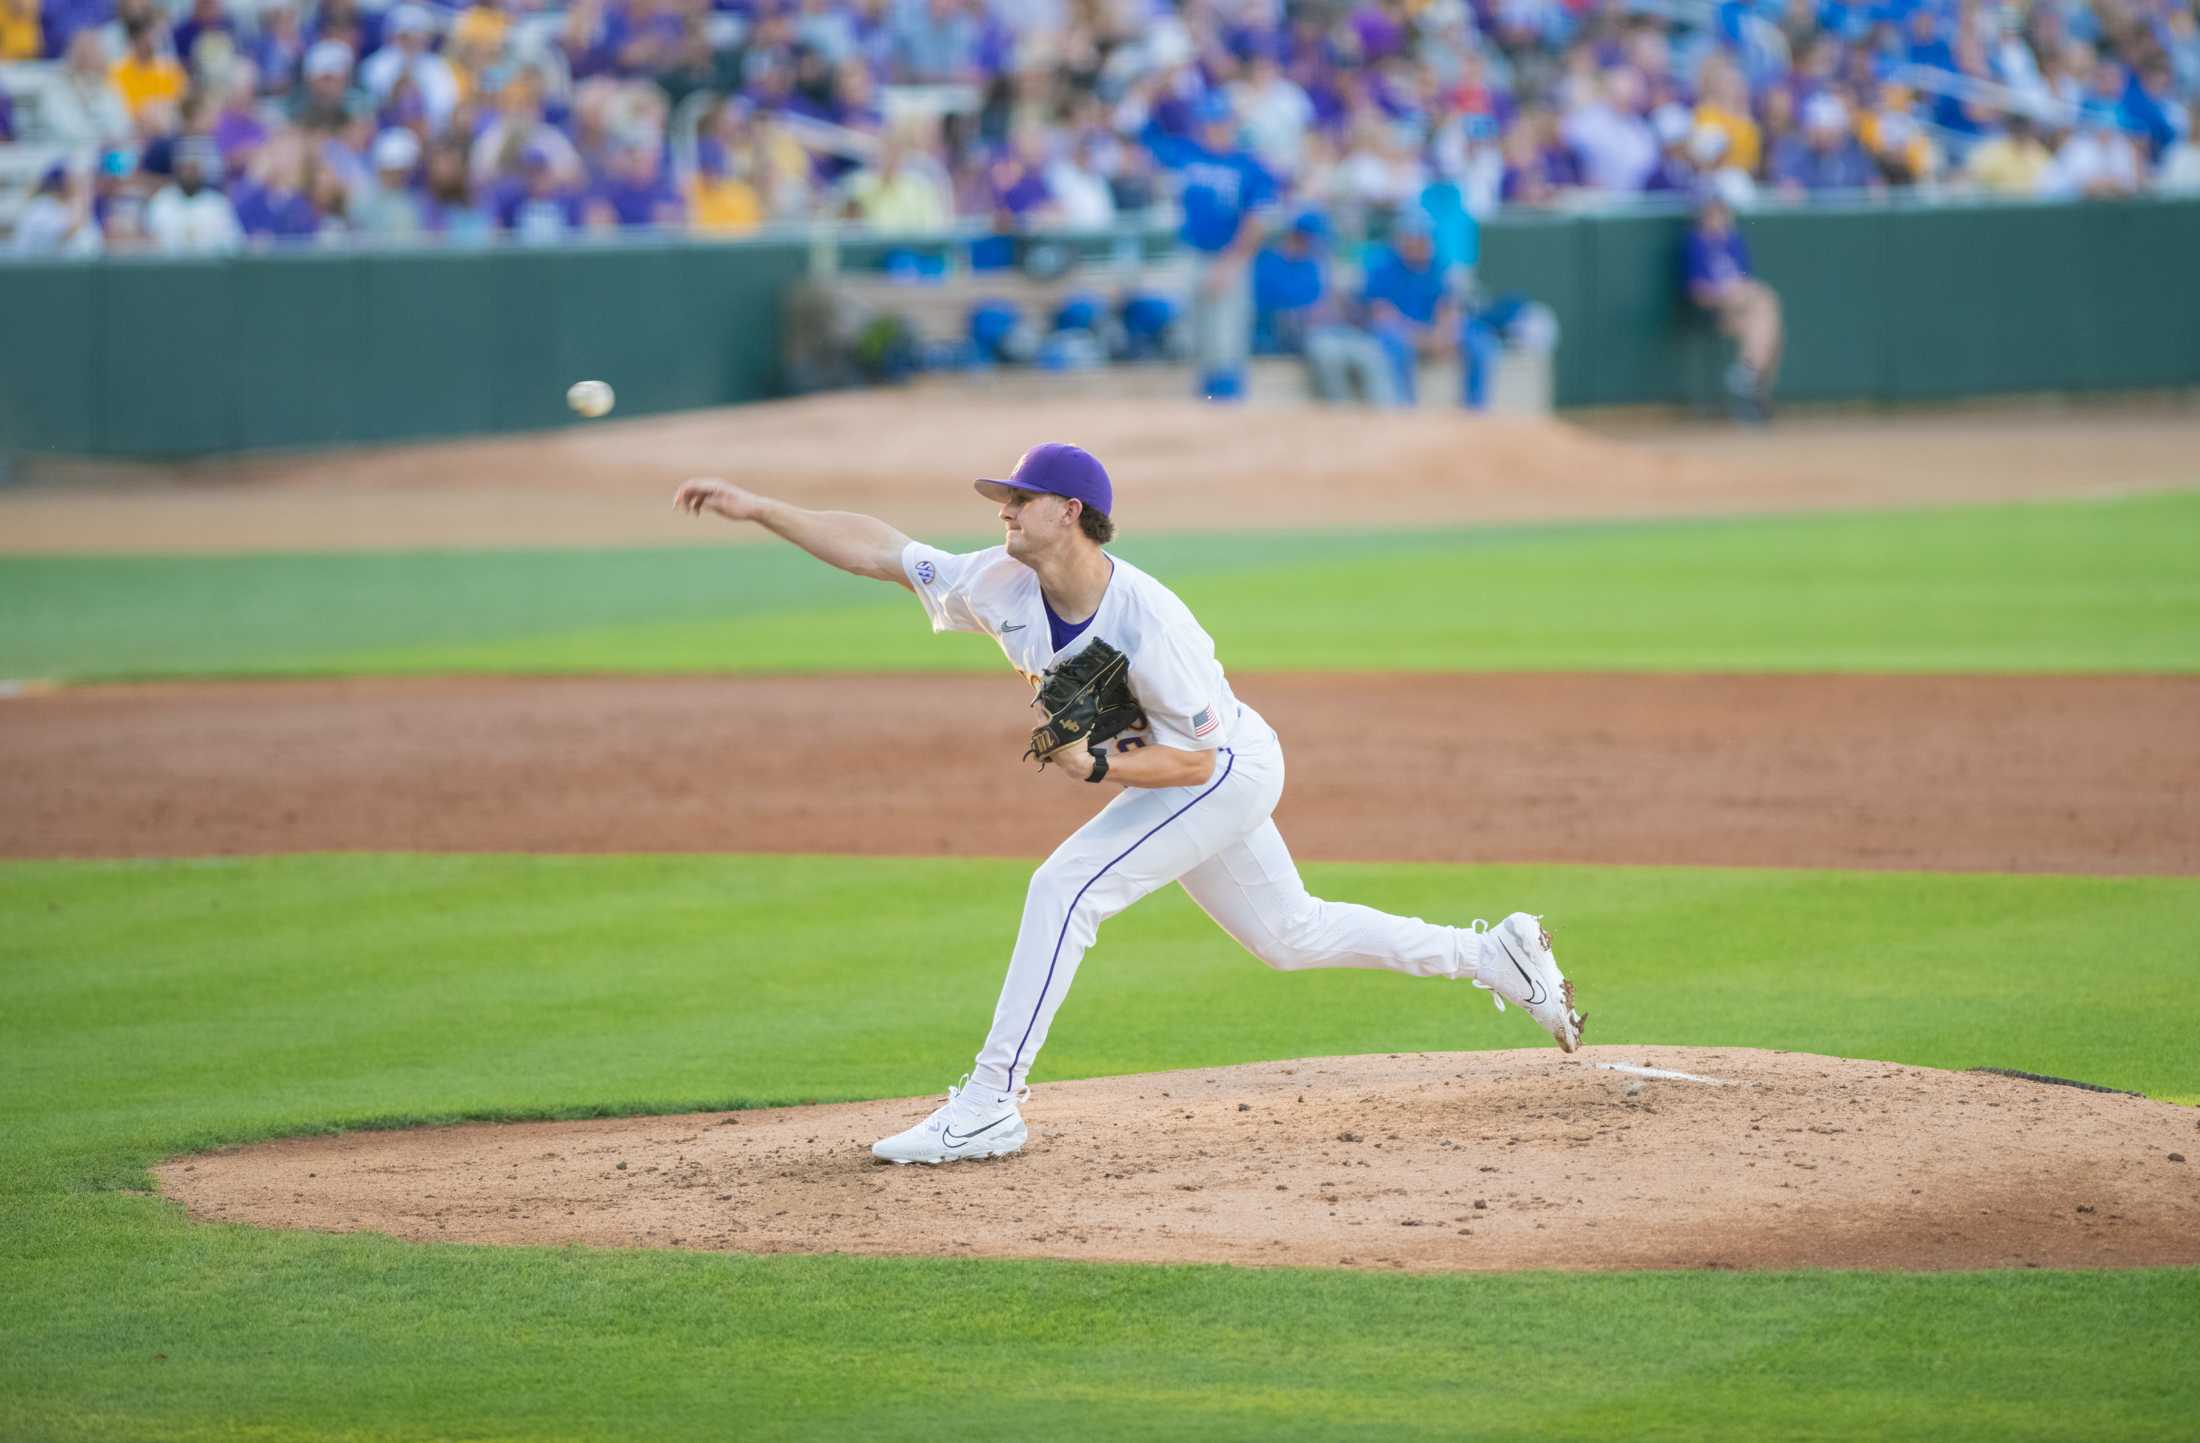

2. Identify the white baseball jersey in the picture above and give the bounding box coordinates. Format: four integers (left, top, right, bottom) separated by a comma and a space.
899, 535, 1487, 1106
901, 541, 1250, 753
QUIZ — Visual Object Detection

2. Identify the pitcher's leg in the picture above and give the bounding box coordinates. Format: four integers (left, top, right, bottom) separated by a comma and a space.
1178, 820, 1469, 978
971, 751, 1255, 1096
1182, 820, 1588, 1050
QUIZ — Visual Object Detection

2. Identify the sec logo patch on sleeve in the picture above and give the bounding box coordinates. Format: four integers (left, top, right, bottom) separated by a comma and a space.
916, 559, 936, 585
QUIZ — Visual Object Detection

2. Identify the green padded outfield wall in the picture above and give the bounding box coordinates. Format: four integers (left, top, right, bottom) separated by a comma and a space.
1, 199, 2194, 459
1474, 196, 2200, 408
0, 236, 807, 459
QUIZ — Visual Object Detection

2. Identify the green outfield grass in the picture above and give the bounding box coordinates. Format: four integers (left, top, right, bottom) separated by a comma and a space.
6, 491, 2198, 680
5, 853, 2197, 1442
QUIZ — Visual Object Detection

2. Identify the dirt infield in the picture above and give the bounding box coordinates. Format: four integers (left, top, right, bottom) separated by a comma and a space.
6, 672, 2197, 873
155, 1048, 2200, 1272
8, 396, 2195, 554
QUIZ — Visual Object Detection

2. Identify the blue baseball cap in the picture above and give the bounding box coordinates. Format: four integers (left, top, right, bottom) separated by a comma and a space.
974, 442, 1113, 516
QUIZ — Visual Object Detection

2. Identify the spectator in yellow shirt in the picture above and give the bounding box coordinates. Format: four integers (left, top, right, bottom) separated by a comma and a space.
686, 149, 763, 234
110, 16, 187, 120
696, 98, 810, 219
1965, 111, 2055, 195
841, 131, 954, 231
446, 3, 510, 106
1693, 60, 1762, 177
1857, 87, 1938, 185
0, 0, 42, 62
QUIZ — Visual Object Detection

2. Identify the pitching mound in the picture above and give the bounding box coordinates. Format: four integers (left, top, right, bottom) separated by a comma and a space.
157, 1049, 2199, 1272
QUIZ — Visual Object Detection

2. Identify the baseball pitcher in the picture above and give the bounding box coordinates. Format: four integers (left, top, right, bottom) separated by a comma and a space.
673, 443, 1584, 1165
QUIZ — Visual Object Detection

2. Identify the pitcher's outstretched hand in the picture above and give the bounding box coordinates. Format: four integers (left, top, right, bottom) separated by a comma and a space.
674, 477, 768, 522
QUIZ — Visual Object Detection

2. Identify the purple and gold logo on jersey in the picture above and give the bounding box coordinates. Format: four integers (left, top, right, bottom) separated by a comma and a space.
915, 559, 936, 585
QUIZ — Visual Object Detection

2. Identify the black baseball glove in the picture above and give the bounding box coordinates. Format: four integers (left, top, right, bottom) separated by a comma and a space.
1024, 638, 1144, 768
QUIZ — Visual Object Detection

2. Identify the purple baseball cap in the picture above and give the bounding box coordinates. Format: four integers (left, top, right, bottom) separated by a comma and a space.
974, 442, 1112, 516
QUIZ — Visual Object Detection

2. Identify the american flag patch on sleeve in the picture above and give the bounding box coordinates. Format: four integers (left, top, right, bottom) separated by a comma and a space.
1191, 706, 1218, 738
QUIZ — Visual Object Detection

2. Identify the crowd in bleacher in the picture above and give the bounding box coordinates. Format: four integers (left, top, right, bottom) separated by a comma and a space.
3, 0, 2198, 253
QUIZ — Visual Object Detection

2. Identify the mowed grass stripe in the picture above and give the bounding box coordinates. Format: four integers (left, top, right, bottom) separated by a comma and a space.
5, 491, 2197, 679
7, 1241, 2194, 1442
2, 852, 2197, 1441
0, 528, 1430, 681
7, 855, 2198, 1145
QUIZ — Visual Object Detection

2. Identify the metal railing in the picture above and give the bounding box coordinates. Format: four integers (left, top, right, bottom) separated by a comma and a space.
8, 180, 2193, 265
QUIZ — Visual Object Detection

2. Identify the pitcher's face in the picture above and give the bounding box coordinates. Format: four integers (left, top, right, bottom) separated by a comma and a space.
999, 490, 1082, 563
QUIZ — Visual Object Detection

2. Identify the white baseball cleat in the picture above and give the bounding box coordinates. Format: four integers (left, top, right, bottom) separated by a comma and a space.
1469, 913, 1585, 1053
870, 1075, 1030, 1165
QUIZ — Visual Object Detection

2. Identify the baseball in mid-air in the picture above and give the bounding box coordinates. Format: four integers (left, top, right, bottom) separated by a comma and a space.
566, 379, 615, 418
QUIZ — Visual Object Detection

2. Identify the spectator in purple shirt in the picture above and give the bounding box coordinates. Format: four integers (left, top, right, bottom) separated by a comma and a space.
1768, 90, 1878, 193
588, 136, 684, 227
39, 0, 104, 58
610, 0, 689, 75
1349, 1, 1406, 63
1684, 192, 1783, 419
828, 57, 885, 130
1497, 106, 1580, 204
497, 145, 587, 241
251, 0, 306, 94
209, 62, 268, 177
232, 130, 320, 242
987, 129, 1056, 219
969, 7, 1013, 77
561, 0, 619, 81
846, 0, 896, 72
170, 0, 232, 71
746, 54, 800, 113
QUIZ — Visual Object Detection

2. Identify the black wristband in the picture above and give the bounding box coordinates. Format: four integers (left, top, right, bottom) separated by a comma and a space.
1085, 747, 1110, 783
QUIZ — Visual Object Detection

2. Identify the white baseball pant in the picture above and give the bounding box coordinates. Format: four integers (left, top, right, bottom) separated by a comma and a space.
969, 709, 1473, 1097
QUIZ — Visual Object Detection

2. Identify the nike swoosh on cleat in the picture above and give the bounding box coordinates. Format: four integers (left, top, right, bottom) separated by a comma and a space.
1500, 936, 1549, 1008
942, 1114, 1014, 1147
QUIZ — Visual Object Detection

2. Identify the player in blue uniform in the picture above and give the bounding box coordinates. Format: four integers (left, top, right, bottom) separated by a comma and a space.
1170, 93, 1277, 401
1359, 213, 1459, 407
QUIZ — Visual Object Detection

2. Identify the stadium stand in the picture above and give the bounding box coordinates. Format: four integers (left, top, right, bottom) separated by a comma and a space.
2, 0, 2193, 411
1, 0, 2193, 254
